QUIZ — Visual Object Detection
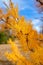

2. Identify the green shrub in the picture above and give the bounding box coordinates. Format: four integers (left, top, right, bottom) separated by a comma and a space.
0, 32, 8, 44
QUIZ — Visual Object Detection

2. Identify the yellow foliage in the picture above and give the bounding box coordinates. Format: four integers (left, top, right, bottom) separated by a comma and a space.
0, 0, 43, 65
5, 39, 33, 65
30, 46, 43, 65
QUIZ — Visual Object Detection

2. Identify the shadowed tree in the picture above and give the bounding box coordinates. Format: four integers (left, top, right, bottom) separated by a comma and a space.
36, 0, 43, 33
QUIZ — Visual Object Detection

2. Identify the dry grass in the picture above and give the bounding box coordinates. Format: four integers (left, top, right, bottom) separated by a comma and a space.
0, 44, 11, 61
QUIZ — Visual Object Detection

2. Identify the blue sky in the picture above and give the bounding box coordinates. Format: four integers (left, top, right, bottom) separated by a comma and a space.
0, 0, 43, 32
0, 0, 42, 19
